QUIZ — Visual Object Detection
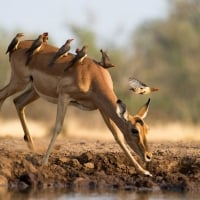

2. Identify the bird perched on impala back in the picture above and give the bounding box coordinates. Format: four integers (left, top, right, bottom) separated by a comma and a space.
42, 32, 48, 43
64, 45, 87, 71
99, 49, 116, 68
25, 34, 43, 65
128, 77, 159, 95
48, 38, 74, 67
6, 33, 24, 57
75, 48, 80, 54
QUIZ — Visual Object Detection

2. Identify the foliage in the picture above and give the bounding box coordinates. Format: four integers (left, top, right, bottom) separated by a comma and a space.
0, 0, 200, 124
130, 0, 200, 123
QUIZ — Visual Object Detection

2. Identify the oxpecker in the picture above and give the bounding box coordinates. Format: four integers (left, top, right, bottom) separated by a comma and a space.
6, 33, 24, 56
25, 34, 43, 65
128, 77, 159, 95
64, 45, 87, 71
49, 38, 74, 67
99, 49, 116, 68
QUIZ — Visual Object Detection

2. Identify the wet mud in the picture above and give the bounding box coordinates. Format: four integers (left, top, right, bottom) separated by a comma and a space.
0, 138, 199, 192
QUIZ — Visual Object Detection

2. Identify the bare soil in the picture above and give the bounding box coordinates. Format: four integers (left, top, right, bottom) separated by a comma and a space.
0, 137, 199, 192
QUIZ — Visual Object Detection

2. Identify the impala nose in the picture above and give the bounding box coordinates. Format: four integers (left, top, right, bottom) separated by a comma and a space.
145, 152, 152, 162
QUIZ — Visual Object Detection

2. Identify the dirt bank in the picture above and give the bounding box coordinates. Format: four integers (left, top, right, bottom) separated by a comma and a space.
0, 137, 199, 192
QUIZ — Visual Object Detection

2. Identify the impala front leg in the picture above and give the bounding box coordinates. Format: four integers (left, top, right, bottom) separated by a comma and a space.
42, 94, 69, 165
99, 110, 152, 176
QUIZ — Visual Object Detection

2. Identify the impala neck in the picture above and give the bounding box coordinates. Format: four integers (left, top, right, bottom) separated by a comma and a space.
91, 87, 127, 133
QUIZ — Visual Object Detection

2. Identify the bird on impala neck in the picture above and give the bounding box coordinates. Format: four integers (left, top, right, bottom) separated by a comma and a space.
75, 48, 80, 54
49, 38, 74, 67
25, 34, 43, 65
99, 49, 116, 68
42, 32, 48, 43
64, 45, 87, 71
6, 33, 24, 58
128, 77, 159, 95
75, 45, 87, 63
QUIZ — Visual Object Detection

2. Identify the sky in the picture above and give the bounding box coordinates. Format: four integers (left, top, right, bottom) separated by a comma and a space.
0, 0, 168, 47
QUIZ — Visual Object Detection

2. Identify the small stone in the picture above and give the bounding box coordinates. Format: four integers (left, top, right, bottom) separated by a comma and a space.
59, 157, 70, 163
128, 167, 136, 175
79, 152, 93, 163
17, 181, 29, 190
70, 159, 82, 168
73, 177, 90, 188
84, 162, 94, 169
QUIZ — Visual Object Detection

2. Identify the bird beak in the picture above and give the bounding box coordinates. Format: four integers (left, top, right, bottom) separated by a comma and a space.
152, 88, 159, 91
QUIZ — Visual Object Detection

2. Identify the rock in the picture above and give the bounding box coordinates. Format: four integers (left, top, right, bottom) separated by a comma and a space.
69, 159, 82, 169
84, 162, 94, 169
78, 152, 93, 164
128, 167, 136, 175
73, 177, 90, 188
59, 157, 70, 163
17, 181, 29, 190
19, 173, 36, 187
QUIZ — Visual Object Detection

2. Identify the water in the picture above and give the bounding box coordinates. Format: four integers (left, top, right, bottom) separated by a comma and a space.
1, 188, 199, 200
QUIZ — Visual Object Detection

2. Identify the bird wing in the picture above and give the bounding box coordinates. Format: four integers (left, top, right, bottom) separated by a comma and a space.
101, 50, 110, 62
128, 77, 147, 89
6, 38, 17, 53
104, 51, 110, 61
26, 39, 42, 53
77, 49, 86, 59
56, 45, 67, 57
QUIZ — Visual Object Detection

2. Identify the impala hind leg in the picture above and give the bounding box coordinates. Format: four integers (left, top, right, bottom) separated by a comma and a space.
0, 80, 28, 110
42, 94, 69, 165
13, 87, 39, 150
99, 110, 152, 176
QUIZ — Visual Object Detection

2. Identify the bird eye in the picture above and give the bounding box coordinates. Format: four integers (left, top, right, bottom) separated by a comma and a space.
130, 128, 139, 135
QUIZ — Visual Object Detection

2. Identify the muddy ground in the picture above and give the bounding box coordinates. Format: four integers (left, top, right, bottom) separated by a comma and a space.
0, 137, 199, 192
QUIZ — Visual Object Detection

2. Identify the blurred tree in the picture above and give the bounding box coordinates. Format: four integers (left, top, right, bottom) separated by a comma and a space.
0, 28, 11, 86
68, 24, 99, 59
68, 23, 129, 95
129, 0, 200, 123
1, 0, 200, 125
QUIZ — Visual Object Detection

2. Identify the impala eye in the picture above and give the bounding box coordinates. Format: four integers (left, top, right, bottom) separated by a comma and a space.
130, 128, 139, 135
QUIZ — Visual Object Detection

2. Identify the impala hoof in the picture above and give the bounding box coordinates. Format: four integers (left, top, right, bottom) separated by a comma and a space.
144, 170, 152, 177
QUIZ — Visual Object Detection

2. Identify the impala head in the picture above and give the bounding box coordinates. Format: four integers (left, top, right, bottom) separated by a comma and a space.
116, 98, 152, 162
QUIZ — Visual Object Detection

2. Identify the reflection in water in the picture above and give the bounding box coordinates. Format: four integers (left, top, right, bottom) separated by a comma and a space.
0, 188, 199, 200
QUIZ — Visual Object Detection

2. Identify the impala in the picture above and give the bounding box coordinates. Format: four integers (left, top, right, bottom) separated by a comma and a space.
0, 40, 152, 176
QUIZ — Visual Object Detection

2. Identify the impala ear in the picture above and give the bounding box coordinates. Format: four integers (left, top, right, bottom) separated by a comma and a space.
116, 99, 128, 121
137, 98, 150, 119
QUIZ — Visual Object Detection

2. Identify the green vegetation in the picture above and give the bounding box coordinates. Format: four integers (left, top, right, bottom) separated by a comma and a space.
129, 0, 200, 123
0, 0, 199, 123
